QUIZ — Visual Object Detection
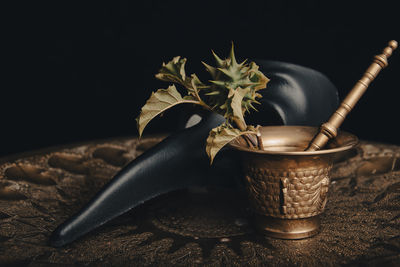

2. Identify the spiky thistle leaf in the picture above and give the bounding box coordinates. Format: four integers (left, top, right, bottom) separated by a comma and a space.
202, 46, 270, 122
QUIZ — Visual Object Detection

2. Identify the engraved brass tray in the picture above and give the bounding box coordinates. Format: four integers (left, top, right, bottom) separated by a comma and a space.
230, 126, 358, 239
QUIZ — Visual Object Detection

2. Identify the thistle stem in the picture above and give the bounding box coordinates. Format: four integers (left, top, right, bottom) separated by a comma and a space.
232, 117, 247, 131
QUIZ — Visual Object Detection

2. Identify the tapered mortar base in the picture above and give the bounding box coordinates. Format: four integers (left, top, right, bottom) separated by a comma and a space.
254, 214, 320, 239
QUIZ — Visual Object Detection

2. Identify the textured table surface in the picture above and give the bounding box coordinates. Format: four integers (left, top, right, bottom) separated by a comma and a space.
0, 136, 399, 266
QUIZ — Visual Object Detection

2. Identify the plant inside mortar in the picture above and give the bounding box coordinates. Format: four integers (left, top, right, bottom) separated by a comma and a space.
136, 44, 270, 163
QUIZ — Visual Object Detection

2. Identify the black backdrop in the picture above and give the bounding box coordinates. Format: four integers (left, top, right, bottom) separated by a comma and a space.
2, 0, 399, 156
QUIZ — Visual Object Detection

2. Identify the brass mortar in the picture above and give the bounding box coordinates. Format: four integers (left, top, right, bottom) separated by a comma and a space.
230, 126, 358, 239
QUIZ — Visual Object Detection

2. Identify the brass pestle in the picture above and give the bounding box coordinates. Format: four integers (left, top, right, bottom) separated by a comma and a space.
306, 40, 398, 151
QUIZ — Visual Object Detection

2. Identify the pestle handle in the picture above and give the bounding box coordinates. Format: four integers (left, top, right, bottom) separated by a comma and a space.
306, 40, 398, 151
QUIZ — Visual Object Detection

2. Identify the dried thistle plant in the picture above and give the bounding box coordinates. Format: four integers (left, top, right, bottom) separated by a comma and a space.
136, 44, 269, 163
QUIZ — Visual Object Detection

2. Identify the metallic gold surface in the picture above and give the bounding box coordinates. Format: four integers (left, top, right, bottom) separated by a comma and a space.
254, 215, 320, 239
230, 126, 358, 239
306, 40, 398, 151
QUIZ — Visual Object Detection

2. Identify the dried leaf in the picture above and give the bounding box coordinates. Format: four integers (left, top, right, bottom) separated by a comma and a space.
230, 87, 251, 125
155, 56, 187, 86
206, 124, 256, 164
136, 85, 200, 137
155, 57, 208, 98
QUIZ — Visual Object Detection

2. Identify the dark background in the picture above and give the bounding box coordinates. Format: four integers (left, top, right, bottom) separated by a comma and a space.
3, 0, 399, 157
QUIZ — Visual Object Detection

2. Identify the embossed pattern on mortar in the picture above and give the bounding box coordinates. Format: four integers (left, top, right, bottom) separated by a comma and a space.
244, 166, 332, 219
